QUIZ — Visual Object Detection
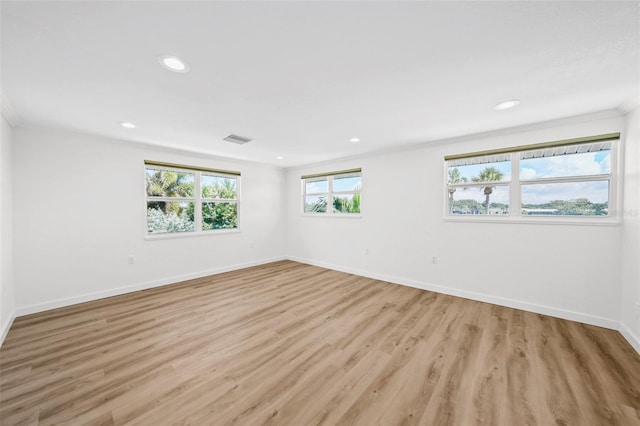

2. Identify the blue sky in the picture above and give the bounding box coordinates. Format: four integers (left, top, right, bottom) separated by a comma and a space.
449, 151, 611, 204
306, 176, 361, 194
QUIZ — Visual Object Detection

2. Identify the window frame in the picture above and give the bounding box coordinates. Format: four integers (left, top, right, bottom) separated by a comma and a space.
301, 169, 362, 217
443, 134, 620, 225
144, 162, 241, 239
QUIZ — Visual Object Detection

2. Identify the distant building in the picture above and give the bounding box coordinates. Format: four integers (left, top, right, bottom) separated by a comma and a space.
489, 207, 508, 215
522, 208, 558, 215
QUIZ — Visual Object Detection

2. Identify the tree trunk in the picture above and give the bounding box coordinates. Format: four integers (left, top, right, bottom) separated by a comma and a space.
484, 187, 492, 214
448, 189, 456, 214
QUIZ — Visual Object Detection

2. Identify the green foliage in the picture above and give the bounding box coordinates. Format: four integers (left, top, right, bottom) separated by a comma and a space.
522, 199, 608, 216
471, 166, 505, 214
448, 168, 467, 184
203, 202, 238, 230
305, 193, 361, 214
201, 177, 238, 229
448, 168, 468, 213
471, 166, 504, 184
146, 171, 239, 231
147, 207, 194, 233
146, 170, 194, 214
351, 193, 361, 213
305, 196, 328, 213
333, 194, 361, 213
452, 197, 607, 216
450, 166, 607, 217
202, 177, 236, 199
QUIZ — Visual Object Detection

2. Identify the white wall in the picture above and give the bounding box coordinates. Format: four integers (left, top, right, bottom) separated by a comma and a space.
0, 114, 15, 344
12, 127, 286, 314
620, 106, 640, 351
6, 111, 638, 353
286, 113, 626, 329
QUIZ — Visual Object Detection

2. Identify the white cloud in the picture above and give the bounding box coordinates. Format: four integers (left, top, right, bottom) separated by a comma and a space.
520, 167, 537, 179
521, 181, 608, 204
600, 153, 611, 174
305, 181, 327, 193
544, 152, 601, 176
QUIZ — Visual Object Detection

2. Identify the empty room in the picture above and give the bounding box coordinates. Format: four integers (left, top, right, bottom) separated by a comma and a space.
1, 1, 639, 425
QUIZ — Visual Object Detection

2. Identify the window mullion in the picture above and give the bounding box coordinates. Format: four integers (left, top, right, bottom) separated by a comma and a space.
301, 172, 362, 215
511, 155, 520, 217
195, 171, 202, 232
445, 137, 616, 220
328, 176, 334, 214
520, 174, 611, 184
147, 197, 195, 202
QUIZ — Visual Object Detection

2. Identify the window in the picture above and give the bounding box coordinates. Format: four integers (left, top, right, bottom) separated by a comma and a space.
445, 133, 618, 221
302, 169, 362, 215
446, 154, 511, 215
145, 161, 240, 235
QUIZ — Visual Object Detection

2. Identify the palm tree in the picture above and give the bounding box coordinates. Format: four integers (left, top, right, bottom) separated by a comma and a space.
448, 168, 467, 214
472, 166, 504, 214
146, 170, 194, 214
202, 177, 236, 199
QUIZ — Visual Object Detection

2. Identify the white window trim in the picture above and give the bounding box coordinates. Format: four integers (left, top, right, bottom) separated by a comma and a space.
144, 163, 241, 239
301, 171, 362, 218
443, 139, 620, 226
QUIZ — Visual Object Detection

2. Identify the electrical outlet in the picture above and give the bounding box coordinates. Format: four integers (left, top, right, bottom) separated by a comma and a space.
432, 256, 438, 264
127, 256, 135, 265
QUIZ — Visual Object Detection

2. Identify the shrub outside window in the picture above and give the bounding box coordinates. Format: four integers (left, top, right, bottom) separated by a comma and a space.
145, 162, 240, 235
445, 133, 618, 221
302, 169, 362, 215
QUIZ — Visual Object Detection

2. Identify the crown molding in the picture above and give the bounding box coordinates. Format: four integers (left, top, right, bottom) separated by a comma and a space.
617, 94, 640, 115
0, 89, 18, 127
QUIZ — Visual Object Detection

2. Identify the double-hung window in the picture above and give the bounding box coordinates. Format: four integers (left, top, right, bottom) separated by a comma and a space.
446, 154, 511, 215
145, 161, 240, 235
302, 169, 362, 215
445, 133, 618, 221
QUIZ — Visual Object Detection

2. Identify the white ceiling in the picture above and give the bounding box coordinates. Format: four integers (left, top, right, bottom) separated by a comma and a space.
1, 1, 638, 167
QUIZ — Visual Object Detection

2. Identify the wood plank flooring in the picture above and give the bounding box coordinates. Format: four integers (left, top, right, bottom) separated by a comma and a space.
1, 260, 639, 425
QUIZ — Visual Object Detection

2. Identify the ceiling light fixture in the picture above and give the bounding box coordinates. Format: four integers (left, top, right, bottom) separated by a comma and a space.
494, 99, 520, 111
120, 122, 136, 129
157, 55, 190, 73
349, 137, 360, 143
276, 156, 284, 160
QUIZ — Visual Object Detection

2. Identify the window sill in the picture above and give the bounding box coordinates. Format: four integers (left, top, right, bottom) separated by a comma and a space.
302, 213, 362, 219
145, 229, 241, 240
443, 215, 619, 226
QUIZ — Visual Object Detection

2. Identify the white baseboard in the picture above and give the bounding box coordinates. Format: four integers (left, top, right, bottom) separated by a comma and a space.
9, 255, 638, 356
0, 313, 15, 347
619, 322, 640, 354
287, 255, 620, 331
14, 256, 285, 317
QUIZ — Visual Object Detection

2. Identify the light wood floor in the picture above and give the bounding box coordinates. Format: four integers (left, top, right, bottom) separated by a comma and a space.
1, 261, 639, 425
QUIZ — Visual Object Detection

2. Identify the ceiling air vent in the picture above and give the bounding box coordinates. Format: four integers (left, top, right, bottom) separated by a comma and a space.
223, 134, 253, 144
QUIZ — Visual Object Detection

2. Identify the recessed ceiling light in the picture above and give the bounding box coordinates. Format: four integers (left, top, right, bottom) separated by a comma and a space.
494, 99, 520, 110
276, 156, 284, 160
121, 122, 136, 129
349, 137, 360, 143
157, 55, 190, 73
